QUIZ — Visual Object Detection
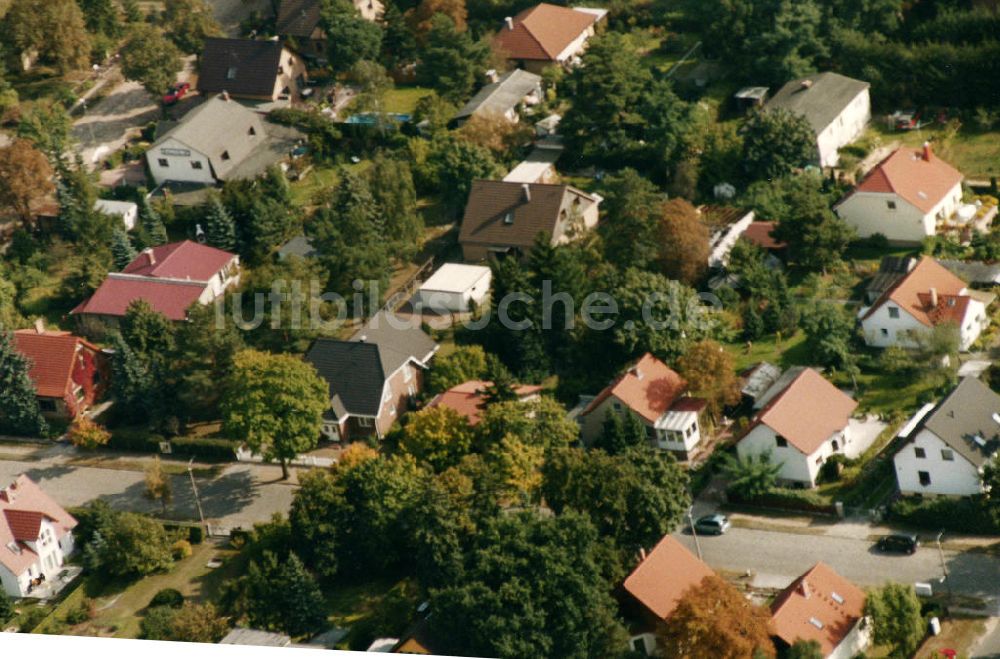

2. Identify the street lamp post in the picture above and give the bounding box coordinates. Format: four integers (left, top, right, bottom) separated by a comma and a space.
936, 529, 952, 616
188, 458, 207, 531
688, 506, 703, 561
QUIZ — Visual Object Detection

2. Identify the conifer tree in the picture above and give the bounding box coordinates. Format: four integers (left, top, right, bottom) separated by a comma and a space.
112, 227, 138, 270
204, 195, 236, 252
139, 196, 168, 246
0, 331, 48, 437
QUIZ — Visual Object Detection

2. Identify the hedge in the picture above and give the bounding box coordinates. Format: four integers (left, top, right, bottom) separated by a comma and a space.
729, 487, 838, 516
108, 429, 238, 461
887, 496, 1000, 535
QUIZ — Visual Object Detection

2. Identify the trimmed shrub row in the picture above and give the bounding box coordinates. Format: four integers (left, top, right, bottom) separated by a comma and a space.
887, 496, 1000, 535
108, 429, 238, 461
729, 487, 839, 516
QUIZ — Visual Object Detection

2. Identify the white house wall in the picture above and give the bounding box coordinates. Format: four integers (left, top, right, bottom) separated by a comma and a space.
738, 423, 850, 487
837, 193, 933, 243
815, 89, 871, 168
147, 137, 215, 186
860, 303, 926, 349
830, 620, 871, 659
894, 429, 984, 496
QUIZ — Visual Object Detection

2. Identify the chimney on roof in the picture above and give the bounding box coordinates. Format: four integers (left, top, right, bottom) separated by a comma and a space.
800, 79, 813, 90
143, 247, 156, 267
221, 90, 231, 102
34, 318, 45, 334
799, 580, 810, 599
522, 183, 531, 202
505, 16, 514, 30
639, 547, 647, 560
359, 334, 367, 343
930, 287, 938, 308
923, 141, 932, 162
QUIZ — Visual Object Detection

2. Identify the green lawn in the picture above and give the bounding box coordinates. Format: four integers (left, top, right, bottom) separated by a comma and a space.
867, 124, 1000, 179
383, 86, 433, 115
725, 330, 810, 372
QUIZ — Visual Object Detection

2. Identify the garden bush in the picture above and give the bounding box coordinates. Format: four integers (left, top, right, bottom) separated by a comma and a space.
107, 429, 238, 461
171, 540, 193, 560
188, 525, 204, 545
730, 487, 838, 515
149, 588, 184, 610
888, 496, 999, 535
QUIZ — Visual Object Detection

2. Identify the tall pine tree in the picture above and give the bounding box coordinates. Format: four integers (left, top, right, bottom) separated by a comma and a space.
0, 331, 48, 437
139, 196, 168, 246
204, 194, 237, 251
111, 228, 138, 270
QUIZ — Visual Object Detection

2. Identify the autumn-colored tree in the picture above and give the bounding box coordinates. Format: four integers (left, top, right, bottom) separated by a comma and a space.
399, 406, 474, 472
657, 198, 709, 285
0, 139, 54, 227
144, 456, 172, 513
659, 575, 776, 659
676, 340, 740, 419
457, 112, 533, 159
337, 442, 379, 471
67, 417, 111, 450
2, 0, 91, 72
166, 602, 230, 643
407, 0, 467, 40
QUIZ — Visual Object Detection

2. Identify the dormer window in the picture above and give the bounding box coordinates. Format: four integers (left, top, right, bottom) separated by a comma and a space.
248, 126, 257, 136
809, 617, 824, 630
221, 150, 231, 161
503, 212, 514, 225
226, 66, 238, 80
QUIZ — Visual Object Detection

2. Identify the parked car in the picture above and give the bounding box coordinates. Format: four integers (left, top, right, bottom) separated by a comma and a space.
163, 82, 191, 105
692, 514, 731, 536
876, 533, 919, 554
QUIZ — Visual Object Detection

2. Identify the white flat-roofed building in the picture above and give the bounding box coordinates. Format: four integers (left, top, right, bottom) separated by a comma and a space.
417, 263, 492, 313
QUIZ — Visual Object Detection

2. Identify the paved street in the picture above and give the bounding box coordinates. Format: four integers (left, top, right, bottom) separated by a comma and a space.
0, 446, 295, 531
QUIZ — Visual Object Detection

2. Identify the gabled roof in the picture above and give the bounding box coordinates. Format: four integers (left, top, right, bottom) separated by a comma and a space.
746, 368, 857, 455
454, 69, 542, 121
862, 257, 969, 327
71, 276, 208, 321
581, 353, 687, 423
915, 377, 1000, 468
12, 329, 101, 398
198, 38, 287, 98
306, 313, 438, 419
154, 96, 269, 181
848, 145, 963, 215
622, 535, 715, 621
427, 380, 543, 425
770, 562, 865, 656
0, 475, 77, 576
741, 221, 786, 251
764, 72, 869, 135
276, 0, 322, 38
123, 241, 236, 281
494, 3, 603, 62
458, 180, 597, 250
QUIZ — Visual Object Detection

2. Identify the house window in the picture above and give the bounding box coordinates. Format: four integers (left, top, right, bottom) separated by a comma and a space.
39, 399, 57, 412
832, 440, 839, 451
612, 402, 621, 411
404, 365, 413, 383
941, 449, 954, 461
158, 158, 169, 167
880, 328, 889, 337
816, 455, 824, 466
887, 200, 897, 210
221, 151, 231, 161
357, 417, 373, 428
191, 161, 203, 170
226, 66, 237, 80
503, 212, 514, 225
888, 306, 899, 319
915, 447, 926, 459
775, 436, 788, 448
918, 471, 931, 486
248, 126, 257, 136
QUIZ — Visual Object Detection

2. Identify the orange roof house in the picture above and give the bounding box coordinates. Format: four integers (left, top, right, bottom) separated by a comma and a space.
736, 367, 857, 487
494, 3, 606, 73
622, 535, 715, 622
427, 380, 542, 425
835, 144, 965, 244
12, 325, 109, 420
578, 353, 707, 459
770, 563, 869, 657
859, 256, 992, 351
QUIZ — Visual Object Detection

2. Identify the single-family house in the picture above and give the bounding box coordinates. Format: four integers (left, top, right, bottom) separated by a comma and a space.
458, 180, 600, 261
12, 324, 109, 420
72, 240, 240, 326
146, 95, 303, 186
764, 72, 870, 168
276, 0, 382, 59
621, 534, 715, 655
578, 353, 707, 459
305, 312, 439, 441
93, 199, 138, 231
197, 38, 307, 103
416, 263, 492, 314
0, 475, 77, 598
741, 221, 787, 255
894, 377, 1000, 497
770, 563, 870, 659
493, 3, 607, 73
865, 256, 918, 304
858, 256, 992, 351
427, 380, 542, 425
736, 367, 858, 487
834, 144, 964, 244
453, 69, 542, 126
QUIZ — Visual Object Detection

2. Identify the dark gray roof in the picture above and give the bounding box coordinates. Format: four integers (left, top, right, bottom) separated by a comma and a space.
939, 259, 1000, 286
278, 235, 319, 260
276, 0, 322, 38
454, 69, 542, 121
920, 377, 1000, 468
198, 38, 288, 99
765, 72, 869, 135
350, 311, 438, 374
753, 366, 807, 410
866, 256, 918, 302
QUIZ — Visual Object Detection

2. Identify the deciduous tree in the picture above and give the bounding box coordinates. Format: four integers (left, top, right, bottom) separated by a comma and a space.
121, 24, 183, 100
2, 0, 91, 72
419, 14, 490, 102
0, 139, 54, 228
162, 602, 230, 643
657, 198, 709, 285
742, 109, 817, 181
144, 456, 172, 513
400, 406, 474, 472
865, 583, 924, 659
322, 0, 383, 73
427, 345, 489, 392
677, 340, 741, 419
67, 417, 111, 449
162, 0, 220, 55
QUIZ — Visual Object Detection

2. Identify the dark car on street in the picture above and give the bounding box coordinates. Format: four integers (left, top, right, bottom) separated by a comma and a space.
876, 533, 919, 554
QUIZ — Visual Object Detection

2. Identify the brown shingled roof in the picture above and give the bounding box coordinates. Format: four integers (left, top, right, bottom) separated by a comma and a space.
493, 3, 600, 62
623, 535, 715, 621
771, 562, 865, 656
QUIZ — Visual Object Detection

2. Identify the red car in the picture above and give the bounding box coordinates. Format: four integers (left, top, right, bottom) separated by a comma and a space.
162, 82, 190, 105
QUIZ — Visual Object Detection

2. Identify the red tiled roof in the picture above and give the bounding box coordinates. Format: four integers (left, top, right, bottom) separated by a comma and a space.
494, 3, 600, 62
747, 368, 857, 455
123, 240, 236, 281
852, 145, 963, 214
72, 276, 207, 321
862, 257, 968, 327
427, 380, 543, 425
623, 535, 715, 620
0, 475, 77, 576
12, 330, 99, 399
742, 221, 786, 250
582, 353, 687, 423
771, 562, 866, 656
